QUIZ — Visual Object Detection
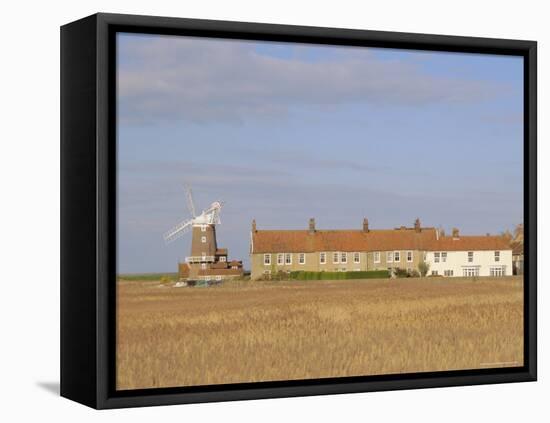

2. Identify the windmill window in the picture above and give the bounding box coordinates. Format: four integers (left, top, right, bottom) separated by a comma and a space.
201, 263, 206, 269
220, 256, 226, 262
201, 236, 206, 243
201, 225, 206, 232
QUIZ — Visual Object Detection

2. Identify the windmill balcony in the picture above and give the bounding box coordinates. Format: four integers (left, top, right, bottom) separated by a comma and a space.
185, 255, 215, 263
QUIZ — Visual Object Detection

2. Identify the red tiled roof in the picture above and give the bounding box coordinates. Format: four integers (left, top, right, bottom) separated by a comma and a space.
252, 228, 512, 253
428, 236, 511, 252
252, 228, 437, 253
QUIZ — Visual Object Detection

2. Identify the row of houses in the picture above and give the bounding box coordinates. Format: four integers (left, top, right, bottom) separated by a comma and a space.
249, 218, 517, 280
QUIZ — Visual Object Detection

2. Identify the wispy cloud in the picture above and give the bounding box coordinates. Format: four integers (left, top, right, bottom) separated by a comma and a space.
118, 34, 502, 125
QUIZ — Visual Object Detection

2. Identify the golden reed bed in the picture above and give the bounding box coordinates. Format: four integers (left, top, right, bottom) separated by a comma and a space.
116, 276, 523, 390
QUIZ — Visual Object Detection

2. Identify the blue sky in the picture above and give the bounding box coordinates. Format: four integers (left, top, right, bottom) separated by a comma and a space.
117, 33, 523, 273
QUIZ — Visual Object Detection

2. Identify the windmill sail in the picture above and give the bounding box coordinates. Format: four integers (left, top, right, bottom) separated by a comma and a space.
163, 217, 194, 243
185, 184, 196, 218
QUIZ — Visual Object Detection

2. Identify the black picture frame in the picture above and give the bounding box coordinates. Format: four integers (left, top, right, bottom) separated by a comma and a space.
60, 12, 537, 409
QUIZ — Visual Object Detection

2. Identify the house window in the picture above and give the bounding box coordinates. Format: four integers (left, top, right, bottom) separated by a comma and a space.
201, 263, 206, 269
431, 270, 438, 276
490, 266, 505, 277
374, 252, 381, 263
263, 254, 271, 265
353, 252, 360, 263
299, 253, 306, 265
201, 236, 206, 243
468, 252, 474, 263
444, 270, 454, 277
220, 256, 226, 262
285, 253, 292, 265
407, 251, 413, 262
341, 252, 347, 264
394, 251, 400, 262
463, 267, 479, 277
277, 253, 284, 265
386, 251, 393, 263
201, 225, 206, 232
434, 252, 440, 263
441, 252, 447, 263
320, 252, 326, 264
494, 251, 500, 262
333, 252, 339, 264
216, 275, 222, 281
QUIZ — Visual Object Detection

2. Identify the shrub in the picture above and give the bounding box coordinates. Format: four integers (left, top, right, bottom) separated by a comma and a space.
418, 261, 430, 277
408, 269, 421, 278
393, 268, 409, 278
159, 275, 172, 285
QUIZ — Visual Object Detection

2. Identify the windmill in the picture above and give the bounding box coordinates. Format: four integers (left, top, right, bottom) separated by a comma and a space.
163, 184, 223, 244
164, 185, 242, 283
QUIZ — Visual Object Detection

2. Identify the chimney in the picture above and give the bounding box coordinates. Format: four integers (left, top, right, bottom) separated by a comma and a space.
252, 219, 257, 232
452, 228, 459, 239
363, 218, 369, 232
414, 218, 421, 232
309, 218, 316, 234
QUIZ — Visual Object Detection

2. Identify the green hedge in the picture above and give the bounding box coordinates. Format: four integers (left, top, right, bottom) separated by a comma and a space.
289, 270, 390, 281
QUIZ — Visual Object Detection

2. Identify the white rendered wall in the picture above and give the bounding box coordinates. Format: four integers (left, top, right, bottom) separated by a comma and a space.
425, 250, 513, 277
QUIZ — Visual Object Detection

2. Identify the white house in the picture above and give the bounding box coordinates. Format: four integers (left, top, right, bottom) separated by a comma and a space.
425, 229, 512, 277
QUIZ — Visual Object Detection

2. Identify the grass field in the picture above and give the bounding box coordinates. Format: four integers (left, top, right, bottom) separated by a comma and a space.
116, 276, 523, 390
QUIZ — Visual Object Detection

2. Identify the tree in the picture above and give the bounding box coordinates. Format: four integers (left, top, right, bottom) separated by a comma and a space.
418, 261, 430, 277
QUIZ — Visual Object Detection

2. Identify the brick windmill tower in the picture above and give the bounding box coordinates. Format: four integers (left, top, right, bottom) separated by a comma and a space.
163, 185, 243, 283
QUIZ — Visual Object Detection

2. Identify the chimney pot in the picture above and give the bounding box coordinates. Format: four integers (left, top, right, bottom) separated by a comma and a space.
414, 218, 421, 232
309, 218, 316, 234
452, 228, 459, 238
252, 219, 257, 232
363, 218, 369, 232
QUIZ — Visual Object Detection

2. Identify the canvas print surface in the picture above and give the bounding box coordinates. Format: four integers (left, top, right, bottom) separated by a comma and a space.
116, 33, 524, 390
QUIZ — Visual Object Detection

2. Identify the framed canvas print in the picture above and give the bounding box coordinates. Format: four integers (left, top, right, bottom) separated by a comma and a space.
60, 13, 537, 409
